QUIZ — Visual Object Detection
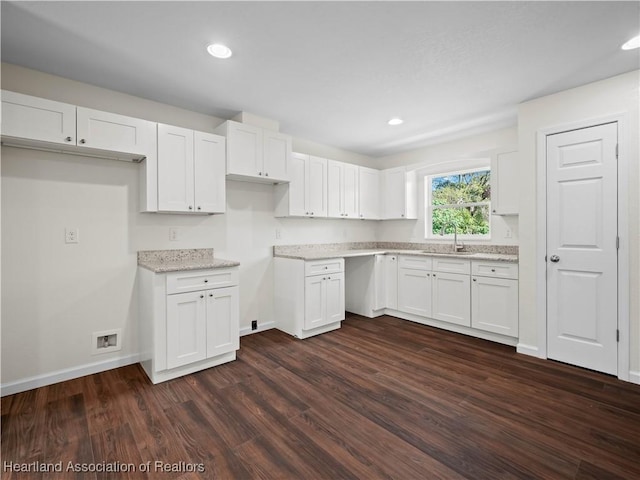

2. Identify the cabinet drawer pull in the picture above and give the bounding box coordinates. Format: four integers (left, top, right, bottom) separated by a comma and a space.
204, 279, 208, 283
491, 268, 496, 272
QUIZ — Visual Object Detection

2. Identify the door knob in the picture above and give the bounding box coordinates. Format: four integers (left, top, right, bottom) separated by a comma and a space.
550, 255, 560, 263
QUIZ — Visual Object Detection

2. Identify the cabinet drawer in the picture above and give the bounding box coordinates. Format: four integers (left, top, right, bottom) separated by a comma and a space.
472, 261, 518, 279
398, 255, 432, 271
167, 268, 239, 294
432, 257, 470, 274
305, 258, 344, 276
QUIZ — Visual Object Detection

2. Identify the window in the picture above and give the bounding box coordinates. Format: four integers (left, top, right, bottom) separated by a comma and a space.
426, 168, 491, 238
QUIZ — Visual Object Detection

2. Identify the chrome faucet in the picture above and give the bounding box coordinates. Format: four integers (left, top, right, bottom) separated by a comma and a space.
440, 222, 464, 252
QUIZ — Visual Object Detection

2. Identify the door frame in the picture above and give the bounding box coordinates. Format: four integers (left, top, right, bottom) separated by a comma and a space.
535, 113, 630, 381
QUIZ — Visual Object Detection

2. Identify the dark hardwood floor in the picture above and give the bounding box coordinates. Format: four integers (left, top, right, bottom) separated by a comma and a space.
3, 314, 640, 479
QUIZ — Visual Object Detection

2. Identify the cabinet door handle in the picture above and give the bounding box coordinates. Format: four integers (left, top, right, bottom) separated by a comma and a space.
265, 172, 269, 177
324, 266, 328, 269
197, 206, 201, 211
473, 278, 477, 282
65, 136, 72, 142
327, 276, 331, 280
258, 172, 263, 176
345, 213, 348, 217
188, 206, 193, 210
204, 279, 208, 283
491, 268, 496, 272
432, 273, 436, 277
79, 139, 86, 144
200, 295, 204, 299
209, 293, 213, 297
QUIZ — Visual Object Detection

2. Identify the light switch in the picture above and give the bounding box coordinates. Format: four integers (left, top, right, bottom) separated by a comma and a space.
65, 227, 79, 244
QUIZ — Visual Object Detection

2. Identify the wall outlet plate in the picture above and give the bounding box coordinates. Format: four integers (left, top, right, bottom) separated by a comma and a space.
91, 328, 122, 355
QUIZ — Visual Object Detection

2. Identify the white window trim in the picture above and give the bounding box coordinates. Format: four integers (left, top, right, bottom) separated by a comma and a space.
425, 165, 492, 241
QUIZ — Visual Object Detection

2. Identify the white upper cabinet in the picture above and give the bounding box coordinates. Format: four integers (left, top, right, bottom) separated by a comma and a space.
216, 120, 291, 183
1, 90, 76, 145
491, 150, 519, 215
327, 160, 359, 218
358, 166, 380, 220
157, 124, 225, 214
275, 153, 327, 217
76, 107, 156, 156
382, 167, 417, 219
1, 91, 155, 162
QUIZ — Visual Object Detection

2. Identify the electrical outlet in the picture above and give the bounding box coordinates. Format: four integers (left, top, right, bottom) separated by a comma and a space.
504, 228, 512, 239
169, 228, 180, 241
65, 227, 79, 244
275, 228, 281, 240
251, 320, 258, 331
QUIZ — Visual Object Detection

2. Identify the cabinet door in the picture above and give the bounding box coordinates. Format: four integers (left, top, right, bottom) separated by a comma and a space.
343, 163, 359, 218
325, 273, 345, 324
398, 268, 431, 317
206, 286, 239, 357
385, 255, 398, 310
307, 155, 327, 217
226, 121, 262, 177
432, 272, 471, 326
167, 291, 207, 369
471, 276, 518, 336
263, 130, 291, 181
373, 255, 386, 310
76, 107, 155, 155
288, 153, 308, 216
304, 275, 326, 330
1, 90, 76, 145
491, 150, 519, 215
194, 131, 226, 213
382, 168, 405, 219
358, 166, 380, 219
158, 124, 194, 212
327, 160, 343, 218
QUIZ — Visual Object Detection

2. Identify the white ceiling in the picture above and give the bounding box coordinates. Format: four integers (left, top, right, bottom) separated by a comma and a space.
2, 1, 639, 158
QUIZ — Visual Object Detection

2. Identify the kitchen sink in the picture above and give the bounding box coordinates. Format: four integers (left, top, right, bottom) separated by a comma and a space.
422, 250, 476, 255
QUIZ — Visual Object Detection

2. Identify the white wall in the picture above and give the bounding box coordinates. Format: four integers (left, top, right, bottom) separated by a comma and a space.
517, 70, 640, 376
375, 127, 520, 245
0, 63, 377, 387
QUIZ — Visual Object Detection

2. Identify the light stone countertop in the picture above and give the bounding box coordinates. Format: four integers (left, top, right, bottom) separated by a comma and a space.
273, 242, 518, 263
138, 248, 240, 273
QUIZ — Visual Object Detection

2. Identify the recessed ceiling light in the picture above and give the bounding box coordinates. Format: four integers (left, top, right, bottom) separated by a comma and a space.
388, 118, 404, 126
621, 35, 640, 50
207, 43, 233, 59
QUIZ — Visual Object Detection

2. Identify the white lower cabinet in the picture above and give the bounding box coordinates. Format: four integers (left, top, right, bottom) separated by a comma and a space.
384, 255, 398, 310
275, 258, 345, 339
138, 267, 239, 383
471, 261, 519, 337
431, 272, 471, 326
398, 261, 433, 317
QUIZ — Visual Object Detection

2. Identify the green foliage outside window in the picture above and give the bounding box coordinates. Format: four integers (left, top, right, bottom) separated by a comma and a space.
430, 170, 491, 236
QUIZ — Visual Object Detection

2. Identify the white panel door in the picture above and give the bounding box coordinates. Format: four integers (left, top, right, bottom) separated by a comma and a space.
263, 130, 291, 181
76, 107, 155, 155
307, 155, 328, 217
398, 269, 431, 317
385, 255, 398, 310
432, 272, 471, 326
206, 286, 239, 358
546, 122, 618, 375
343, 163, 359, 218
358, 166, 380, 219
304, 275, 326, 330
194, 131, 226, 213
325, 273, 345, 324
383, 167, 405, 219
472, 276, 518, 337
158, 124, 194, 212
288, 153, 308, 216
327, 160, 343, 218
226, 121, 262, 177
167, 291, 207, 369
1, 90, 76, 145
